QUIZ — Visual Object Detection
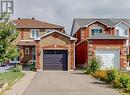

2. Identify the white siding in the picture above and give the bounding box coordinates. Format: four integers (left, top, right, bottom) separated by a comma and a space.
115, 22, 129, 37
115, 22, 129, 48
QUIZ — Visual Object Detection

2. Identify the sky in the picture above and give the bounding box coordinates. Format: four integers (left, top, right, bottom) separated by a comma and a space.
14, 0, 130, 34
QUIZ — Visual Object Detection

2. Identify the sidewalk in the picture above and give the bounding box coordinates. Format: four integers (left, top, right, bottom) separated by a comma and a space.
4, 71, 36, 95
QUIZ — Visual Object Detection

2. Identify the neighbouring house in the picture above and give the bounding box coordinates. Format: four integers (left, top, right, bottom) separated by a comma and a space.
10, 18, 76, 71
71, 18, 130, 70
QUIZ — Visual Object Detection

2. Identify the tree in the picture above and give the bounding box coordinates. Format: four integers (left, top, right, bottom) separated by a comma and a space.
0, 14, 19, 63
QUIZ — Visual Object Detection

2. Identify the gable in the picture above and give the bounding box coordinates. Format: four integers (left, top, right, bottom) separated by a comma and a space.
39, 32, 72, 47
86, 20, 109, 27
35, 30, 76, 41
88, 21, 107, 29
115, 22, 129, 29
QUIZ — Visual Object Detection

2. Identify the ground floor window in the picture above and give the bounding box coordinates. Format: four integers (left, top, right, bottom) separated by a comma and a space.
25, 48, 30, 54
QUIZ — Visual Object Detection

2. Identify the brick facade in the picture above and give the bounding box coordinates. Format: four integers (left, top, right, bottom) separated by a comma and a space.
35, 32, 75, 70
74, 21, 128, 69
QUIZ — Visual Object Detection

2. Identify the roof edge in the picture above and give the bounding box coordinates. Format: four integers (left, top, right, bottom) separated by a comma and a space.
34, 30, 77, 41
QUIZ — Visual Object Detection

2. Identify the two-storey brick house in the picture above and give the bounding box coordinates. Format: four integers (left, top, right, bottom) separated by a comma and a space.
11, 18, 76, 71
71, 18, 130, 70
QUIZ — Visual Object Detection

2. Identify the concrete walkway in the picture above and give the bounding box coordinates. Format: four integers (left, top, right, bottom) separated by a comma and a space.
4, 71, 36, 95
22, 71, 121, 95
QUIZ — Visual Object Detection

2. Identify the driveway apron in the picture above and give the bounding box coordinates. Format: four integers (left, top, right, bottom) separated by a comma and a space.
22, 71, 120, 95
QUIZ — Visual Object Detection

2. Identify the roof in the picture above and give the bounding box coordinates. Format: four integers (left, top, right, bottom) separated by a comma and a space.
34, 30, 77, 41
71, 18, 130, 36
13, 18, 64, 29
18, 40, 35, 46
87, 34, 128, 40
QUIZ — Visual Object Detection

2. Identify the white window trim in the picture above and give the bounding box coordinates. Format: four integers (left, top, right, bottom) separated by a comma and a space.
124, 29, 129, 36
25, 48, 30, 54
90, 26, 103, 37
115, 28, 129, 37
115, 22, 129, 37
30, 29, 40, 38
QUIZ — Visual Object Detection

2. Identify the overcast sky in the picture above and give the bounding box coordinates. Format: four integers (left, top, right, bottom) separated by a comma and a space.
15, 0, 130, 34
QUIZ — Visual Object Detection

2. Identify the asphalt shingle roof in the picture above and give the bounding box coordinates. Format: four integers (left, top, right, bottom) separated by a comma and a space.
71, 18, 130, 36
75, 18, 130, 27
13, 18, 64, 29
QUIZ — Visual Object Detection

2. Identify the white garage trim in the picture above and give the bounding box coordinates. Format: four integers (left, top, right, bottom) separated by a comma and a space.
95, 49, 120, 69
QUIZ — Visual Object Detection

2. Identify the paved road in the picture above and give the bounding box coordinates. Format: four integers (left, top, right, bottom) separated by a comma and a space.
22, 71, 120, 95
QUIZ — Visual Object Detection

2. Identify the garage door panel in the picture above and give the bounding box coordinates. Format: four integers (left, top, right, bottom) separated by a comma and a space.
44, 54, 63, 59
96, 50, 119, 69
43, 50, 67, 70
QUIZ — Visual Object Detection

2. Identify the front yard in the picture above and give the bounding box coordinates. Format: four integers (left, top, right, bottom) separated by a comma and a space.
81, 58, 130, 95
0, 69, 24, 95
0, 71, 24, 85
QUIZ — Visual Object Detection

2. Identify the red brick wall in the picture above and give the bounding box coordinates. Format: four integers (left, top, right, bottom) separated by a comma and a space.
88, 39, 127, 69
76, 41, 88, 66
35, 41, 40, 69
74, 29, 81, 44
74, 22, 117, 45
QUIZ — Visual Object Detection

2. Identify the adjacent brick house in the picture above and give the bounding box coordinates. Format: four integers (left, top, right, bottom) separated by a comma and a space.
71, 19, 130, 70
11, 18, 76, 71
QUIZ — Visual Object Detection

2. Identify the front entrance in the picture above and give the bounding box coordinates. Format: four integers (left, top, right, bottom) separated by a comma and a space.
43, 50, 68, 70
96, 49, 120, 69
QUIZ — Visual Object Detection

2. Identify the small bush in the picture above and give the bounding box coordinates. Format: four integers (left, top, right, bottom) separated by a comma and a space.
119, 73, 130, 88
11, 68, 21, 72
113, 72, 130, 89
106, 70, 116, 83
83, 67, 91, 74
30, 63, 36, 71
93, 70, 108, 81
126, 84, 130, 93
88, 57, 100, 73
113, 72, 122, 88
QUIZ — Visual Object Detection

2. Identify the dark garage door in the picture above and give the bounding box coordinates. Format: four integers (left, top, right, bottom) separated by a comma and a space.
43, 50, 68, 70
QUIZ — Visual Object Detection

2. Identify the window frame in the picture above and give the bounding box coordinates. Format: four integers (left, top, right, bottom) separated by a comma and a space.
90, 28, 103, 36
124, 29, 128, 36
25, 48, 30, 54
30, 29, 40, 38
116, 29, 119, 36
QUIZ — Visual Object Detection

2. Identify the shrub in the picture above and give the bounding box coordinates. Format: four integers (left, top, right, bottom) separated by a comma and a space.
30, 63, 36, 71
93, 70, 108, 81
106, 70, 116, 83
113, 71, 122, 88
113, 72, 130, 88
11, 68, 21, 72
126, 84, 130, 93
119, 73, 130, 88
88, 57, 100, 73
83, 66, 91, 74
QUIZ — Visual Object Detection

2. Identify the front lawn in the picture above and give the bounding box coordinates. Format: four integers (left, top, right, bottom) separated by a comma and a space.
0, 70, 24, 85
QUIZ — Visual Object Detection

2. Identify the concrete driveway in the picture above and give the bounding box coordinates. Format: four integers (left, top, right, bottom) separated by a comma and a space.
22, 71, 120, 95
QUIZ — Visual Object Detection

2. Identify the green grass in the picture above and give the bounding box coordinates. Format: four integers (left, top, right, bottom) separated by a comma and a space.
0, 71, 24, 85
122, 93, 130, 95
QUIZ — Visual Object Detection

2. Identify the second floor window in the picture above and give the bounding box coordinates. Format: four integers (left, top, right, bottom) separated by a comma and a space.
116, 29, 128, 37
91, 29, 102, 36
30, 29, 39, 38
116, 29, 119, 36
124, 30, 128, 36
